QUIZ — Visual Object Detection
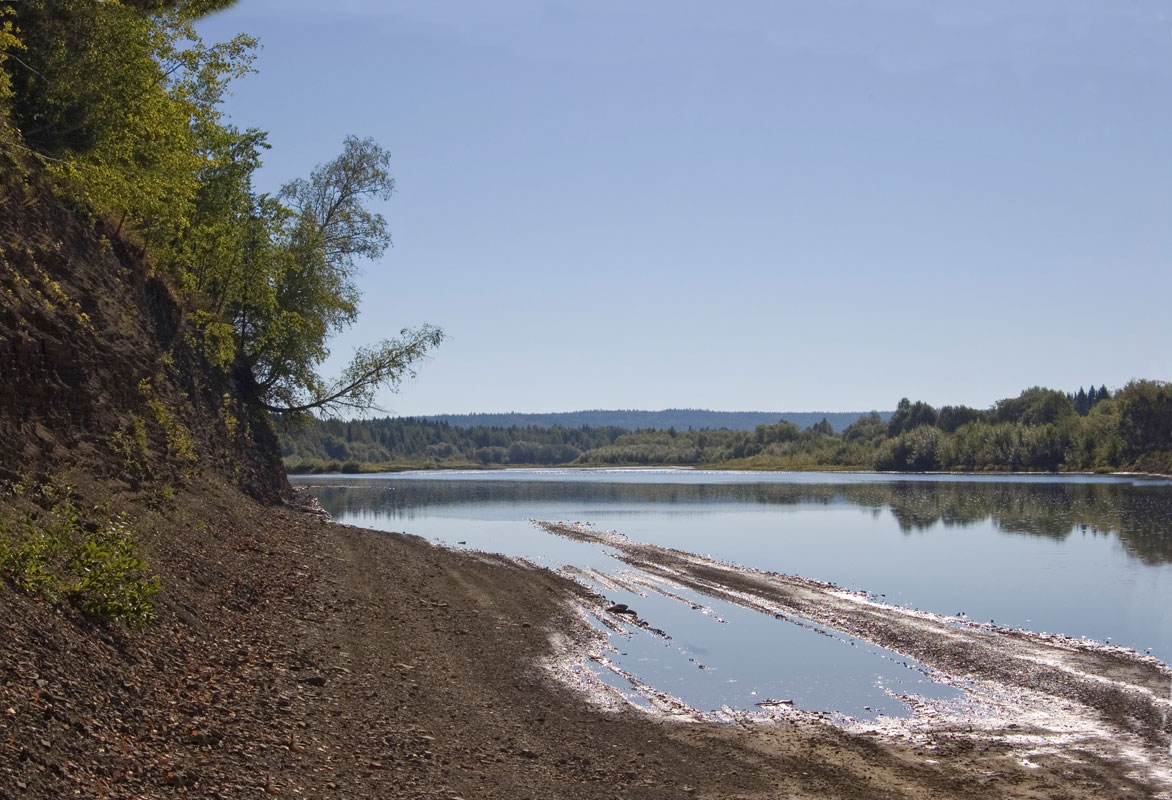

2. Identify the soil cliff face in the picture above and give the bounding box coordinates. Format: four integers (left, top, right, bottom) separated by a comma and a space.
0, 178, 284, 501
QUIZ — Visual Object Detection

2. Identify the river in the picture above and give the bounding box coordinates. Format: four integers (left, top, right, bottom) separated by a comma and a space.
292, 469, 1172, 720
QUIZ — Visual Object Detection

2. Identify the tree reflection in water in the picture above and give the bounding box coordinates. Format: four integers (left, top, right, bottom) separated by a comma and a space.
309, 476, 1172, 566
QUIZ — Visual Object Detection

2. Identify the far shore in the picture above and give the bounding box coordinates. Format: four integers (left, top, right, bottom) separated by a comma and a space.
286, 462, 1172, 481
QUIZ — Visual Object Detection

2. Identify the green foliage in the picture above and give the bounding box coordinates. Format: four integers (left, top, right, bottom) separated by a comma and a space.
875, 426, 945, 471
282, 417, 627, 469
140, 378, 198, 468
842, 412, 887, 446
1130, 451, 1172, 477
110, 414, 152, 483
0, 499, 159, 627
175, 128, 278, 313
1070, 400, 1124, 470
718, 439, 876, 471
282, 414, 890, 471
218, 393, 239, 437
0, 6, 21, 112
809, 417, 834, 437
172, 129, 442, 417
107, 379, 200, 492
282, 135, 393, 268
65, 519, 160, 623
283, 381, 1172, 477
1068, 384, 1111, 415
1, 4, 1165, 479
121, 0, 238, 14
188, 311, 238, 371
147, 396, 198, 466
1072, 387, 1091, 416
264, 324, 444, 418
945, 421, 1073, 472
3, 3, 437, 421
5, 1, 256, 254
993, 387, 1074, 426
248, 138, 443, 416
936, 405, 986, 433
1114, 380, 1172, 462
427, 410, 872, 431
887, 398, 939, 437
754, 420, 801, 446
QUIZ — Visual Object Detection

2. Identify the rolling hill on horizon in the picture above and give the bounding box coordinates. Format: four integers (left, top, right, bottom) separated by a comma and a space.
422, 409, 891, 432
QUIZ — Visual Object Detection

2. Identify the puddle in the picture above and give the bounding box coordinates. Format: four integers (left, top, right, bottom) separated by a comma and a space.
570, 572, 960, 719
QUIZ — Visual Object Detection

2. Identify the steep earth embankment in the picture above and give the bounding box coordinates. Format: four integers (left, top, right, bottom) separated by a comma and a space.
0, 179, 283, 500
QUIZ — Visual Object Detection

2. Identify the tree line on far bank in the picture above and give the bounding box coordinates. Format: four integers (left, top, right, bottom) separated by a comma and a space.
282, 419, 630, 471
282, 380, 1172, 476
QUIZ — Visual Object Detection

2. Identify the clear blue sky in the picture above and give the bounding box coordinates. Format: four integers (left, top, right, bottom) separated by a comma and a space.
198, 1, 1172, 416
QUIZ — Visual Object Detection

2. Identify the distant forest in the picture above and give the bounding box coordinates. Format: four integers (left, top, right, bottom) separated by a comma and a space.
423, 410, 881, 432
281, 382, 1172, 476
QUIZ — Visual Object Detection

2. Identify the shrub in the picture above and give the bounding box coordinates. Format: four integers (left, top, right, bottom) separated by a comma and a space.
0, 502, 159, 627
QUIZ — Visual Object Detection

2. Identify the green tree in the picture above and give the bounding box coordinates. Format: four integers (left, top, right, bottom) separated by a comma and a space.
4, 1, 255, 250
1114, 380, 1172, 461
887, 398, 938, 437
810, 417, 834, 436
753, 420, 800, 447
937, 405, 985, 433
1073, 387, 1090, 416
875, 426, 944, 471
173, 132, 442, 417
993, 387, 1073, 426
122, 0, 237, 13
842, 412, 886, 445
3, 4, 442, 421
247, 137, 442, 415
0, 7, 20, 110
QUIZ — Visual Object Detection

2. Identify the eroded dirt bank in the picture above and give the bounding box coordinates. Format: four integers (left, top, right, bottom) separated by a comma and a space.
3, 489, 1169, 798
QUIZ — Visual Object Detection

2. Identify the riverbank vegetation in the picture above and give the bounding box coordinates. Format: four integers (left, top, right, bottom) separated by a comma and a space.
0, 0, 440, 422
283, 382, 1172, 475
0, 1, 442, 626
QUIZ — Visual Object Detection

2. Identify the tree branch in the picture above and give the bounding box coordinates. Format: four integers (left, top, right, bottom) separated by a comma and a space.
260, 326, 442, 416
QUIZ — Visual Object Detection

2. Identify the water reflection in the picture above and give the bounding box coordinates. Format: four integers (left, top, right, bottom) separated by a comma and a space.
310, 476, 1172, 565
295, 471, 1172, 711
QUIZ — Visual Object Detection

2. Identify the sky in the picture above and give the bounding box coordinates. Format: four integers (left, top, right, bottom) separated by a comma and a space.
197, 1, 1172, 416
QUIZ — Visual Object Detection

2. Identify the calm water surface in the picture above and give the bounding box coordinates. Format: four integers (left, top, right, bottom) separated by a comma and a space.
293, 469, 1172, 717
